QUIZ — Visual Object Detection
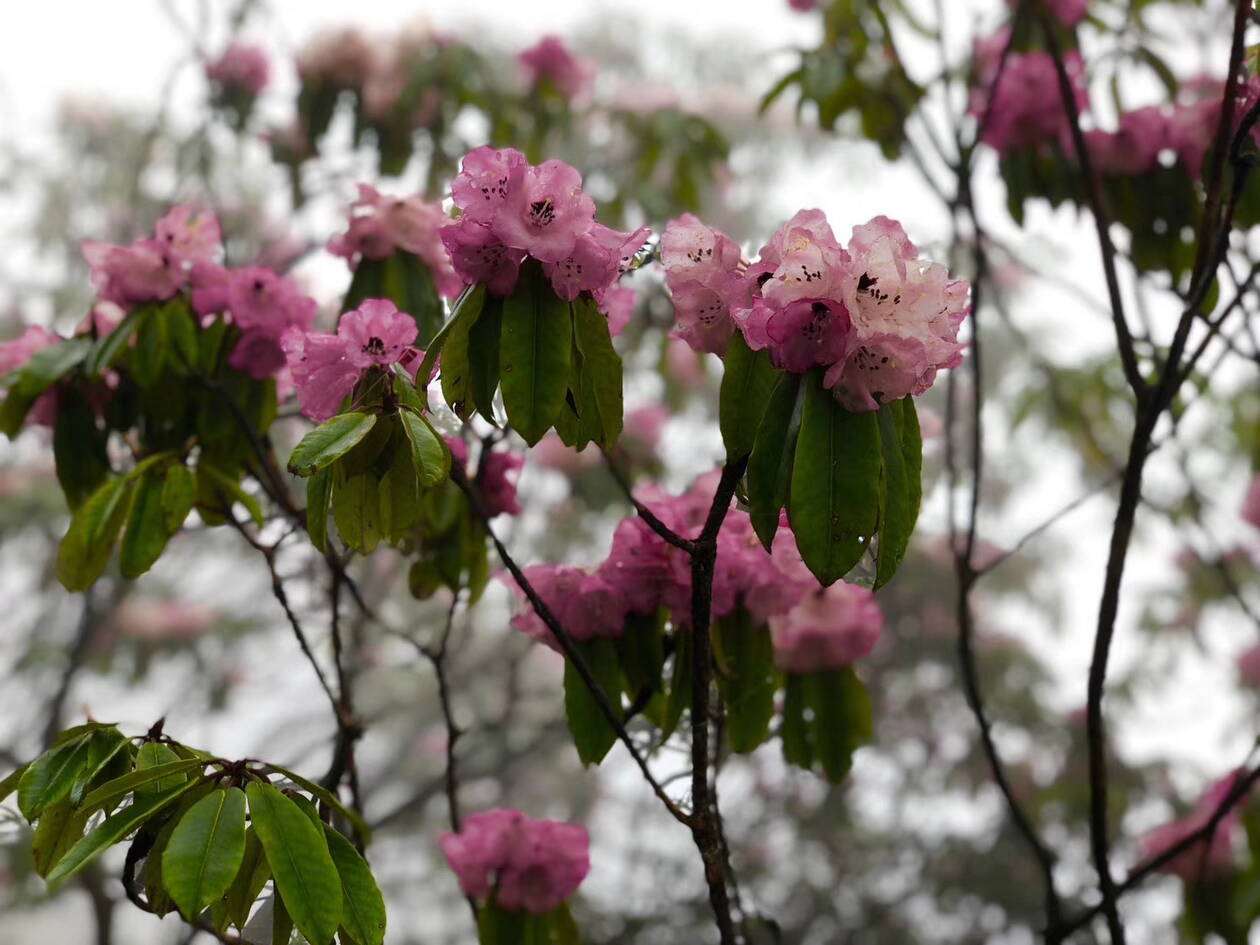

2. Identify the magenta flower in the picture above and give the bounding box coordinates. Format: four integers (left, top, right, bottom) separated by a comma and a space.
479, 447, 524, 518
439, 218, 526, 297
507, 564, 628, 649
787, 0, 817, 10
82, 239, 185, 307
970, 47, 1088, 155
597, 285, 636, 336
439, 809, 590, 914
769, 581, 883, 673
543, 223, 650, 301
517, 36, 593, 101
189, 262, 231, 317
154, 205, 222, 266
1139, 771, 1250, 883
328, 184, 462, 298
282, 298, 420, 421
763, 298, 852, 373
204, 41, 270, 96
226, 267, 318, 380
451, 146, 529, 224
1238, 642, 1260, 686
491, 160, 596, 263
1085, 106, 1170, 176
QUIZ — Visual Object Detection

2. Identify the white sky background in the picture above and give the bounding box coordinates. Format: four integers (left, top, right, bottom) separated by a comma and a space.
1, 0, 1257, 941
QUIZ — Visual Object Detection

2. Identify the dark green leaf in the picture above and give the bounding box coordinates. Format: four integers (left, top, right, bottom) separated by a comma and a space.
288, 412, 378, 477
546, 903, 583, 945
57, 476, 133, 591
712, 608, 778, 753
874, 399, 921, 588
120, 473, 172, 578
53, 392, 109, 509
571, 296, 623, 449
88, 307, 145, 376
332, 468, 382, 554
400, 409, 451, 488
80, 759, 205, 814
161, 463, 196, 534
224, 827, 269, 931
136, 743, 191, 794
6, 337, 92, 396
197, 464, 264, 527
258, 763, 369, 846
17, 734, 95, 821
69, 728, 131, 805
306, 466, 333, 554
162, 787, 248, 920
31, 798, 90, 877
746, 372, 803, 550
46, 782, 198, 888
780, 674, 812, 769
468, 296, 503, 424
0, 762, 30, 805
245, 780, 343, 945
324, 825, 386, 945
341, 257, 385, 315
416, 284, 486, 389
439, 292, 477, 419
804, 668, 873, 783
789, 373, 881, 585
719, 333, 780, 460
131, 305, 169, 388
563, 637, 623, 766
662, 629, 694, 742
499, 260, 572, 445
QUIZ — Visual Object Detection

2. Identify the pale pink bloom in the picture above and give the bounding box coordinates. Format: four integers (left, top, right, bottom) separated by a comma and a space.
1237, 642, 1260, 686
189, 262, 232, 316
204, 42, 270, 96
328, 184, 462, 297
491, 160, 596, 263
1242, 475, 1260, 530
788, 0, 817, 9
154, 204, 222, 266
544, 224, 650, 301
622, 405, 668, 454
82, 239, 185, 306
226, 268, 318, 379
970, 46, 1088, 155
531, 432, 600, 474
517, 36, 593, 101
597, 285, 636, 336
506, 564, 627, 649
769, 582, 884, 673
440, 809, 589, 914
664, 337, 707, 389
661, 214, 743, 289
114, 598, 216, 642
451, 147, 529, 224
0, 326, 61, 427
340, 298, 418, 368
1140, 771, 1250, 883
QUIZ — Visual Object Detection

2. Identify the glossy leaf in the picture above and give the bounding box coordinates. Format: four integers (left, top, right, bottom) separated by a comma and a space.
197, 464, 265, 527
500, 260, 573, 446
746, 372, 803, 550
161, 463, 196, 534
17, 735, 95, 821
468, 295, 503, 423
789, 372, 880, 585
80, 758, 204, 814
719, 332, 780, 460
571, 296, 623, 449
563, 637, 623, 766
306, 466, 333, 554
400, 409, 451, 488
119, 472, 172, 578
135, 743, 190, 794
416, 284, 486, 389
712, 608, 778, 754
31, 798, 90, 877
439, 292, 477, 419
224, 827, 269, 931
874, 398, 921, 588
324, 824, 387, 945
57, 476, 133, 591
288, 412, 378, 477
245, 780, 343, 945
53, 392, 109, 509
333, 467, 383, 554
69, 728, 131, 805
163, 787, 248, 920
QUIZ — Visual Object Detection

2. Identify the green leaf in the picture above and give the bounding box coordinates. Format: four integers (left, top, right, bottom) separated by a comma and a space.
31, 798, 90, 876
161, 464, 196, 534
57, 476, 133, 591
17, 734, 96, 821
332, 467, 382, 554
546, 902, 583, 945
53, 392, 109, 509
477, 902, 535, 945
163, 787, 248, 920
416, 284, 486, 391
142, 781, 217, 918
136, 743, 191, 794
69, 728, 131, 805
377, 434, 423, 542
165, 299, 200, 373
400, 409, 451, 488
306, 466, 333, 554
563, 637, 623, 766
746, 372, 803, 550
87, 307, 145, 375
0, 762, 30, 805
245, 781, 343, 945
499, 260, 573, 445
874, 398, 921, 589
273, 889, 296, 945
439, 292, 477, 419
780, 674, 812, 769
80, 758, 205, 814
662, 628, 694, 742
712, 608, 778, 754
390, 364, 427, 413
224, 827, 269, 931
788, 372, 881, 585
197, 464, 264, 527
614, 612, 666, 701
719, 333, 780, 460
258, 763, 370, 846
399, 251, 444, 346
571, 296, 624, 449
804, 668, 873, 783
324, 825, 386, 945
288, 412, 378, 477
46, 782, 198, 889
6, 337, 92, 396
119, 473, 172, 578
468, 296, 503, 424
131, 304, 170, 387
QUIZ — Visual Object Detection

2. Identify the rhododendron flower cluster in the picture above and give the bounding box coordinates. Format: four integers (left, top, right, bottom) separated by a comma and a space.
439, 809, 589, 914
82, 204, 222, 307
1085, 106, 1169, 176
327, 183, 461, 297
970, 39, 1088, 155
0, 326, 60, 426
204, 41, 270, 97
769, 581, 884, 673
1167, 74, 1260, 179
664, 210, 968, 411
282, 298, 420, 421
1140, 771, 1251, 883
441, 147, 649, 306
447, 436, 525, 519
507, 471, 825, 648
518, 36, 593, 101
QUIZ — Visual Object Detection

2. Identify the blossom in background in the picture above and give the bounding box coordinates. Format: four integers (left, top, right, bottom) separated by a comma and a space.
295, 27, 377, 89
479, 447, 524, 518
969, 40, 1088, 156
661, 213, 746, 356
1237, 642, 1260, 686
769, 581, 884, 673
327, 184, 462, 297
440, 809, 589, 914
1243, 475, 1260, 531
1139, 771, 1251, 883
204, 41, 270, 97
282, 298, 419, 421
517, 36, 593, 100
0, 326, 61, 426
1085, 106, 1169, 176
506, 564, 627, 649
441, 147, 649, 312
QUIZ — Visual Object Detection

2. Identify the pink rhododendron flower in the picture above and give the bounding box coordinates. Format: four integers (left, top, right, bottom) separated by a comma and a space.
506, 564, 628, 649
1237, 642, 1260, 686
82, 239, 185, 307
1085, 106, 1169, 176
328, 184, 462, 297
769, 581, 884, 673
662, 214, 746, 356
478, 447, 524, 518
598, 285, 636, 336
970, 45, 1088, 155
1168, 75, 1260, 179
204, 42, 270, 96
439, 809, 589, 914
1140, 771, 1250, 883
227, 268, 318, 379
544, 223, 650, 301
491, 159, 596, 263
154, 204, 222, 266
189, 262, 231, 317
439, 218, 526, 297
0, 326, 61, 427
518, 36, 593, 101
1243, 475, 1260, 531
451, 147, 529, 224
283, 298, 420, 421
